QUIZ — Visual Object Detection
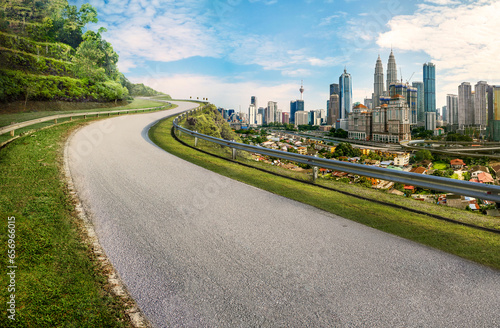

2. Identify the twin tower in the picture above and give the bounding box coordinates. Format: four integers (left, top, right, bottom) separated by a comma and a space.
373, 50, 398, 108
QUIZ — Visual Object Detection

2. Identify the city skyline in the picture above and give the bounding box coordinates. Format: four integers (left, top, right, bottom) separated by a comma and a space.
70, 0, 500, 111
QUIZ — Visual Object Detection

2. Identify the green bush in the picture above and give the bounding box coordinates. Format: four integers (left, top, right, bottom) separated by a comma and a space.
0, 48, 73, 76
0, 31, 74, 61
0, 69, 129, 102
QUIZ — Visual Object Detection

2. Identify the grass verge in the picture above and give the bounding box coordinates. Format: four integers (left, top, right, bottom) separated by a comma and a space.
149, 116, 500, 271
0, 105, 177, 326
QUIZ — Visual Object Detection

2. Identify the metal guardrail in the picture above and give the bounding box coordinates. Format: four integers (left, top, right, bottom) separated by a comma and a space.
0, 106, 167, 136
173, 108, 500, 202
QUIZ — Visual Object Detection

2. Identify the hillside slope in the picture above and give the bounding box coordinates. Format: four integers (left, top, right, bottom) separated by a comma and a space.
0, 0, 167, 108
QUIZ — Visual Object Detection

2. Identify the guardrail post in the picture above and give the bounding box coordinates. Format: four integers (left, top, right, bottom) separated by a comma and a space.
313, 166, 319, 183
84, 115, 87, 119
54, 118, 57, 124
69, 117, 72, 121
96, 113, 99, 118
194, 131, 198, 147
10, 130, 14, 137
232, 148, 237, 160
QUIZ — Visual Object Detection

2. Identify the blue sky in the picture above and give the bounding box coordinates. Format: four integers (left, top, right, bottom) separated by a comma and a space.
70, 0, 500, 112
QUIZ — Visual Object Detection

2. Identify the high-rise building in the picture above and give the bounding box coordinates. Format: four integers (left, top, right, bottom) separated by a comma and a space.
474, 81, 488, 127
339, 68, 352, 125
282, 112, 290, 124
295, 111, 309, 125
330, 83, 340, 97
458, 82, 472, 127
373, 55, 385, 108
487, 86, 500, 141
267, 101, 277, 124
386, 50, 398, 92
447, 94, 458, 129
327, 94, 339, 125
290, 100, 304, 124
441, 106, 447, 123
248, 104, 257, 125
250, 96, 257, 108
276, 108, 282, 124
412, 81, 424, 126
423, 62, 436, 130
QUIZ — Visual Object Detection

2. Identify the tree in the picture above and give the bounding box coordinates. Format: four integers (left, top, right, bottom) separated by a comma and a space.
333, 142, 361, 158
54, 3, 98, 48
72, 29, 119, 81
414, 149, 433, 162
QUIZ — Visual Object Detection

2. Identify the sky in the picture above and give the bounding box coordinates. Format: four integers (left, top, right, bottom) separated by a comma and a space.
70, 0, 500, 113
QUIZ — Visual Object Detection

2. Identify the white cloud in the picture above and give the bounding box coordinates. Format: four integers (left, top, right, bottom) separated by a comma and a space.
377, 0, 500, 105
75, 0, 222, 71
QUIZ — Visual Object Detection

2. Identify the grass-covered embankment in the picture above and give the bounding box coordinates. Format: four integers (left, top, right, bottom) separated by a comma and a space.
0, 104, 178, 326
149, 115, 500, 270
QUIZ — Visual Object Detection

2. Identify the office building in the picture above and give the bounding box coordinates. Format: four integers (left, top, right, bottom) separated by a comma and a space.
267, 101, 277, 124
412, 81, 424, 126
373, 55, 385, 108
458, 82, 472, 127
339, 68, 352, 129
386, 50, 398, 91
447, 94, 458, 129
487, 86, 500, 140
290, 100, 304, 124
475, 81, 488, 127
282, 112, 290, 124
423, 62, 436, 130
295, 111, 309, 125
327, 94, 339, 125
248, 104, 257, 126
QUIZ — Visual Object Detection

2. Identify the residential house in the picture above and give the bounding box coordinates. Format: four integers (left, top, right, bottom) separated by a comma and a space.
421, 159, 433, 169
450, 159, 466, 169
364, 159, 380, 166
394, 153, 410, 167
475, 172, 494, 184
410, 166, 428, 174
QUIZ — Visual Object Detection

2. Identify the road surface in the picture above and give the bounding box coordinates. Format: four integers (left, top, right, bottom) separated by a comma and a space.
67, 101, 500, 327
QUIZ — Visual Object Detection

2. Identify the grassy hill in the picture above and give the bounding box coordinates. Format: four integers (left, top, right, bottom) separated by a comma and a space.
0, 0, 167, 110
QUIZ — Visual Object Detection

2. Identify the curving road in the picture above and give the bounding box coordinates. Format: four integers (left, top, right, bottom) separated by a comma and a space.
67, 101, 500, 327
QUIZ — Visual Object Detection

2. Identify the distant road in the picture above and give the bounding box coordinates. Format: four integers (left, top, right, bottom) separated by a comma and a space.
67, 101, 500, 327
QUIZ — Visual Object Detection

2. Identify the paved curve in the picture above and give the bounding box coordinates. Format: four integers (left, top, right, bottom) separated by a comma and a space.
67, 101, 500, 327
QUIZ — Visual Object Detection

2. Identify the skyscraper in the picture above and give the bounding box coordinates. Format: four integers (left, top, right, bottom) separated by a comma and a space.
339, 68, 352, 123
423, 62, 436, 130
447, 94, 458, 129
290, 100, 304, 124
373, 55, 384, 108
250, 96, 257, 108
327, 94, 339, 125
386, 50, 398, 92
487, 86, 500, 141
267, 101, 277, 124
330, 83, 340, 97
248, 104, 257, 125
458, 82, 472, 127
412, 81, 424, 126
474, 81, 488, 127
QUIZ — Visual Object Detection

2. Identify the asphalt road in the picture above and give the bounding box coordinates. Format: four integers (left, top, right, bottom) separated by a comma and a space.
67, 101, 500, 327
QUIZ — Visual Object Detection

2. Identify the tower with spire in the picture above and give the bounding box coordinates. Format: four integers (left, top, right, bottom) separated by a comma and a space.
373, 55, 385, 108
386, 49, 398, 92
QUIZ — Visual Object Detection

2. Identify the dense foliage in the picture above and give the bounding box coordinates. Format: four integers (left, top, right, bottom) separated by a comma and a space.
185, 104, 239, 141
0, 0, 165, 104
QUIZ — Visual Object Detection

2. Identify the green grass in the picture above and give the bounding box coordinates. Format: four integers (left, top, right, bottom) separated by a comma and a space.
433, 161, 448, 170
0, 98, 169, 128
0, 120, 134, 327
150, 116, 500, 271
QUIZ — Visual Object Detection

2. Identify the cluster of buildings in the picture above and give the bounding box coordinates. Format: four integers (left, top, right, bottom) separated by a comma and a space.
236, 50, 500, 143
447, 83, 500, 140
